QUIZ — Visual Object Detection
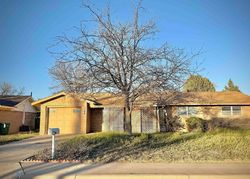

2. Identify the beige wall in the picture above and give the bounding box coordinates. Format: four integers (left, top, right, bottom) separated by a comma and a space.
15, 98, 37, 113
171, 105, 250, 129
132, 110, 141, 133
39, 94, 89, 135
0, 111, 36, 134
48, 107, 81, 134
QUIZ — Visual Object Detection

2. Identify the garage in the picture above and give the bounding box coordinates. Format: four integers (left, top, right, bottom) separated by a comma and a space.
48, 107, 81, 134
32, 92, 126, 135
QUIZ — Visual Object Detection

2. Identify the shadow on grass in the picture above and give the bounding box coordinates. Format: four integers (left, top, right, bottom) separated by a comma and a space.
102, 133, 202, 163
45, 132, 203, 163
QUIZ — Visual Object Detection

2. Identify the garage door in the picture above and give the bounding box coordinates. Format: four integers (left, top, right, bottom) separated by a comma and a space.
48, 107, 81, 134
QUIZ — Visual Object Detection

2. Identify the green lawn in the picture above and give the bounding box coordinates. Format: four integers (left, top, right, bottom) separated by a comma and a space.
0, 132, 38, 145
33, 128, 250, 163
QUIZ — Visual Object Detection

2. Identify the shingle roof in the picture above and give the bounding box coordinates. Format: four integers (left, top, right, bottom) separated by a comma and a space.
132, 91, 250, 106
32, 91, 250, 107
163, 91, 250, 106
82, 91, 250, 106
0, 95, 31, 107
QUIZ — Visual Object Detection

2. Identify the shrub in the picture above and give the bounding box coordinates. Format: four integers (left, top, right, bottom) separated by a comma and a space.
186, 117, 206, 132
207, 118, 234, 130
165, 116, 185, 132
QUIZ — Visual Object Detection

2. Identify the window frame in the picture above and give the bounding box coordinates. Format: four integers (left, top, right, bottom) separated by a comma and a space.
221, 106, 241, 116
177, 106, 197, 117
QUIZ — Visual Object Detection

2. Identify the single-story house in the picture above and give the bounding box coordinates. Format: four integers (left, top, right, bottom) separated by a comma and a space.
155, 91, 250, 131
0, 95, 38, 134
32, 91, 250, 135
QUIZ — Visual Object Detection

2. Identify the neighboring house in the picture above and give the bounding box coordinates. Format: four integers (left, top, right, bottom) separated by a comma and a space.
0, 95, 37, 134
32, 91, 250, 135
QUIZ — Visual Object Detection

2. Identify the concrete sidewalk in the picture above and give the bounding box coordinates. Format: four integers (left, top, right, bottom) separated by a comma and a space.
14, 162, 250, 179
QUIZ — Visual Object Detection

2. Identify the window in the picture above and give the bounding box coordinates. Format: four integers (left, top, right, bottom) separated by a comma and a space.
177, 107, 187, 116
232, 106, 241, 115
222, 106, 241, 116
177, 107, 197, 116
222, 106, 231, 116
188, 107, 197, 116
49, 108, 56, 113
73, 109, 81, 113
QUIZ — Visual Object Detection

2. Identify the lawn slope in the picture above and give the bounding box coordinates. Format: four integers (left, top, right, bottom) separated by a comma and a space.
0, 132, 38, 145
34, 129, 250, 163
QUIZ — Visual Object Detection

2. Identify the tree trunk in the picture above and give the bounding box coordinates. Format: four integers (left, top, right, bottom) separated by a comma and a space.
124, 107, 132, 134
124, 94, 132, 134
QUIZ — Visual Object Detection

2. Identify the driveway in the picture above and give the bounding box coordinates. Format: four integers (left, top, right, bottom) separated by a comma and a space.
0, 134, 77, 178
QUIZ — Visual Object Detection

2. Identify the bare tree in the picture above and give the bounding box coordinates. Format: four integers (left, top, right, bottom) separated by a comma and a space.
0, 82, 25, 96
0, 82, 12, 95
49, 1, 199, 133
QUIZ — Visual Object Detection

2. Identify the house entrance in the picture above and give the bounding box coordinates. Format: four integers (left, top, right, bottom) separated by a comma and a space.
90, 108, 103, 132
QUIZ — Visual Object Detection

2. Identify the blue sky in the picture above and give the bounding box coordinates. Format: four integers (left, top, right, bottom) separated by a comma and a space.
0, 0, 250, 99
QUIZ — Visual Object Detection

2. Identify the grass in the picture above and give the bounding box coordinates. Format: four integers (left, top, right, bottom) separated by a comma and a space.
0, 132, 38, 145
33, 128, 250, 163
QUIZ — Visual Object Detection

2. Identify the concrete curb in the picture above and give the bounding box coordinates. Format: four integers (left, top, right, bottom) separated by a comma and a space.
20, 174, 250, 179
21, 156, 84, 163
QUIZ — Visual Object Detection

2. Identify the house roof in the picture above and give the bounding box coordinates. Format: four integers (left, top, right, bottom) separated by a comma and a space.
0, 105, 16, 111
31, 92, 66, 106
0, 95, 31, 107
32, 92, 125, 107
32, 91, 250, 107
160, 91, 250, 106
81, 93, 125, 107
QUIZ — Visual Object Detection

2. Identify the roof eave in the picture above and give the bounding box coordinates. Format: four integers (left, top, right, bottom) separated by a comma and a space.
0, 105, 16, 111
32, 92, 66, 107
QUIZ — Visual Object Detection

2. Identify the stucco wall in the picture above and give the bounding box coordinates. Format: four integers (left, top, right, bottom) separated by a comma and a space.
39, 95, 87, 135
0, 111, 36, 134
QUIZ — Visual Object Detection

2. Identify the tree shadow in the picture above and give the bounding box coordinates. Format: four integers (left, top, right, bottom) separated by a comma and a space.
50, 132, 202, 164
102, 132, 201, 163
0, 132, 205, 178
1, 161, 105, 179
